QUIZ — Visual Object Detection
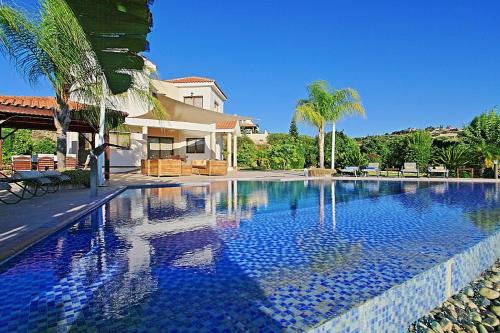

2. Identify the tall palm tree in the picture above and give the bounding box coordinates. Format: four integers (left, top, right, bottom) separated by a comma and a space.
0, 0, 162, 168
327, 88, 365, 170
0, 0, 100, 168
295, 81, 364, 169
295, 81, 332, 168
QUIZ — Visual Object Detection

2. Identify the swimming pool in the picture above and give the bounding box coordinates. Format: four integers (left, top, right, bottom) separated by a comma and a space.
0, 180, 498, 332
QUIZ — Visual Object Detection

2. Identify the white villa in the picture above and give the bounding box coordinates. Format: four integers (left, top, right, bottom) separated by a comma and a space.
67, 63, 248, 174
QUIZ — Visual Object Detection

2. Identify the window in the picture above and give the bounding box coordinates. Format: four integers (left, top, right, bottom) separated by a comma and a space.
186, 138, 205, 154
148, 137, 174, 159
109, 132, 131, 149
184, 95, 203, 108
214, 101, 220, 112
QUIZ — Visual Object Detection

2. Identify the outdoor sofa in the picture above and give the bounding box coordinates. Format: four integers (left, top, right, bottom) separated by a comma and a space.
401, 162, 419, 177
361, 163, 381, 177
192, 160, 228, 176
339, 166, 359, 177
148, 159, 182, 177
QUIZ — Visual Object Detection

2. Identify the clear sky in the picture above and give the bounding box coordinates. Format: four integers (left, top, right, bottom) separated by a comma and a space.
0, 0, 499, 137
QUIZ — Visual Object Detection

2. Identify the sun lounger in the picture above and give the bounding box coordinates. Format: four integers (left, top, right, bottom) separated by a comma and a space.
339, 166, 359, 177
42, 170, 71, 184
361, 163, 381, 177
427, 165, 449, 178
12, 171, 58, 196
0, 181, 26, 204
401, 162, 419, 177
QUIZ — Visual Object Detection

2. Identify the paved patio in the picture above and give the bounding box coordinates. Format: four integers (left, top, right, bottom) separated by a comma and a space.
0, 170, 498, 263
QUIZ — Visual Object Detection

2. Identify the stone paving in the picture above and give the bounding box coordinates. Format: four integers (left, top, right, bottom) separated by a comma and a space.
0, 170, 498, 263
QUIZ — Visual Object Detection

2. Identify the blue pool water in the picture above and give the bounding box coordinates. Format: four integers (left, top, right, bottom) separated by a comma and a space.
0, 180, 499, 332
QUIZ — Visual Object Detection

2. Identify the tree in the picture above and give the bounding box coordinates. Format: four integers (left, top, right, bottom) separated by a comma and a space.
0, 0, 160, 169
289, 118, 298, 138
405, 130, 433, 170
294, 81, 331, 168
327, 88, 365, 170
0, 0, 99, 168
462, 108, 500, 176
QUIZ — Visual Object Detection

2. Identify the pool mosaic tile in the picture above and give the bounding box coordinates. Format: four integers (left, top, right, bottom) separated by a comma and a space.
0, 180, 498, 332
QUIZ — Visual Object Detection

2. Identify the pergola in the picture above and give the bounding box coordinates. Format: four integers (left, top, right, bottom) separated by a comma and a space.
0, 96, 127, 171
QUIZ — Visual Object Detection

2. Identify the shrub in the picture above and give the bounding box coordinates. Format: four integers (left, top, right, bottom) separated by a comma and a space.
432, 144, 471, 176
266, 142, 305, 170
405, 130, 433, 170
297, 135, 318, 167
32, 137, 56, 155
267, 133, 294, 146
383, 135, 407, 168
2, 128, 32, 161
61, 169, 90, 187
325, 131, 367, 168
237, 135, 258, 168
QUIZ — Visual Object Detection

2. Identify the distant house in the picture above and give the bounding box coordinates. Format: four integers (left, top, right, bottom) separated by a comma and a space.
239, 119, 269, 145
66, 61, 250, 173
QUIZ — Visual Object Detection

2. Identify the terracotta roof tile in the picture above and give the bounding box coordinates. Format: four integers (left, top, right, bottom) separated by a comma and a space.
0, 96, 83, 112
164, 76, 215, 84
216, 120, 238, 130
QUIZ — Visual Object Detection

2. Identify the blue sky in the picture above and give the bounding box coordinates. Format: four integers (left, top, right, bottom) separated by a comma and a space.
0, 1, 499, 137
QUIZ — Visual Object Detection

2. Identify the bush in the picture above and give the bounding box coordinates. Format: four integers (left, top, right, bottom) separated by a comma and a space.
237, 135, 258, 168
325, 131, 367, 168
432, 144, 471, 176
32, 137, 56, 155
61, 169, 90, 187
267, 133, 294, 146
266, 142, 305, 169
2, 129, 32, 161
405, 130, 433, 170
297, 135, 318, 167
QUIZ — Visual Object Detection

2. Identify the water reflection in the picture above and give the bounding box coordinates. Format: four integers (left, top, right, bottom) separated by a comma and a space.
0, 180, 499, 332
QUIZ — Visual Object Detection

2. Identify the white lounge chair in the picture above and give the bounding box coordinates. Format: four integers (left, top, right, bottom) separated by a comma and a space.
339, 166, 359, 177
401, 162, 419, 177
361, 163, 381, 177
428, 165, 449, 178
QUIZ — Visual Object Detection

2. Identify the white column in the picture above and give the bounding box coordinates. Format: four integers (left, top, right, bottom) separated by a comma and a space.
227, 132, 232, 168
232, 133, 237, 169
142, 126, 148, 159
210, 132, 216, 159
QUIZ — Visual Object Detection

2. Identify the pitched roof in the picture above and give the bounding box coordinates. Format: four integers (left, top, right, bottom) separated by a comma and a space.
0, 96, 127, 132
165, 76, 227, 99
216, 120, 238, 130
0, 96, 83, 112
164, 76, 215, 84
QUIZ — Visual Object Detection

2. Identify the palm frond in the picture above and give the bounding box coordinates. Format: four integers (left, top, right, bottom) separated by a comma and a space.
0, 5, 53, 86
294, 102, 324, 130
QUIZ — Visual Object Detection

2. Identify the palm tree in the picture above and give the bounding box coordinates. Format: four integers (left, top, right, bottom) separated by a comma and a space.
295, 81, 364, 169
0, 0, 100, 168
295, 81, 332, 168
328, 88, 365, 170
0, 0, 162, 168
